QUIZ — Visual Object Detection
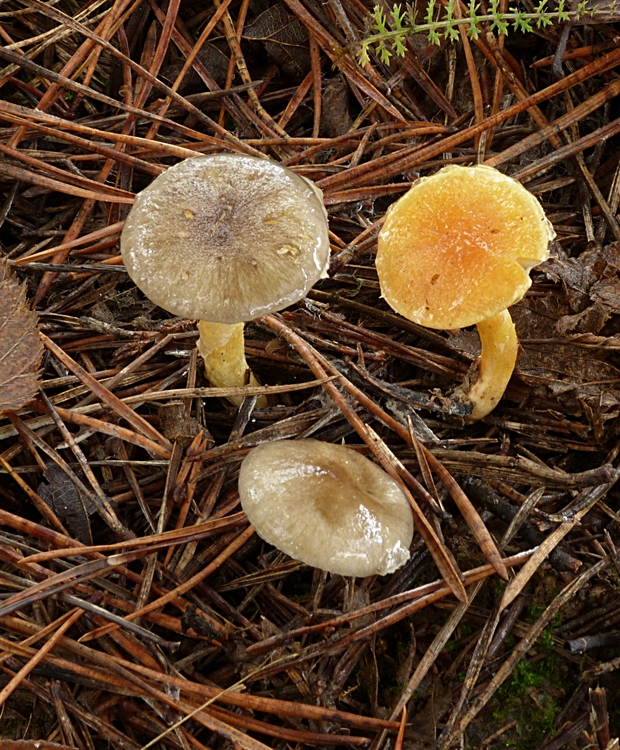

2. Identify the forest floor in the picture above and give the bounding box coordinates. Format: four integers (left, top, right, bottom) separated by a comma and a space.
1, 0, 620, 748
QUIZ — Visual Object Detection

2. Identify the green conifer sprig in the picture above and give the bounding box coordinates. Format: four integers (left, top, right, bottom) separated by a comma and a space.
357, 0, 618, 65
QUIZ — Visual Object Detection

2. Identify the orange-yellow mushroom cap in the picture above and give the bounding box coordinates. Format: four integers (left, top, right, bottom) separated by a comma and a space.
376, 164, 554, 330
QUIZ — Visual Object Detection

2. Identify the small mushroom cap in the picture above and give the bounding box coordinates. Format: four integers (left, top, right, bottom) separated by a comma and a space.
376, 165, 555, 329
121, 154, 330, 324
239, 439, 413, 578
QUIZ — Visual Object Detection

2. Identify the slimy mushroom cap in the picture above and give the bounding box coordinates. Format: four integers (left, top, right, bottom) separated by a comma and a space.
238, 439, 414, 578
376, 164, 554, 330
121, 154, 330, 324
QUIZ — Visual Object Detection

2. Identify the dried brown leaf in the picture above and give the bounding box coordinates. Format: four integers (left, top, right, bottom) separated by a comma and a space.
541, 242, 620, 332
162, 43, 229, 92
159, 399, 202, 446
38, 463, 95, 545
321, 77, 353, 137
554, 301, 612, 336
244, 5, 310, 79
515, 249, 620, 391
542, 248, 602, 301
0, 259, 43, 413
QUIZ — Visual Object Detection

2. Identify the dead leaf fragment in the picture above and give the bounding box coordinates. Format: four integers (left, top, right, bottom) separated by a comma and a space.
244, 5, 310, 79
541, 242, 620, 333
38, 463, 95, 545
321, 77, 353, 137
0, 743, 79, 750
159, 400, 202, 446
161, 43, 229, 93
513, 251, 620, 438
0, 259, 43, 413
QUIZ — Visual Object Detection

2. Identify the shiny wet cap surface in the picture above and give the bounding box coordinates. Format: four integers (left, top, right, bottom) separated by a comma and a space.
121, 154, 330, 323
376, 165, 555, 329
239, 439, 414, 577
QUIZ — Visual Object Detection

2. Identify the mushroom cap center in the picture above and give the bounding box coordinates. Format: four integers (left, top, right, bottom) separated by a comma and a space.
376, 165, 555, 329
239, 439, 414, 578
121, 154, 330, 323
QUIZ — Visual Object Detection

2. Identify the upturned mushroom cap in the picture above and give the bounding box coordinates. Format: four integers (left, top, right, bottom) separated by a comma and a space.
238, 439, 414, 578
376, 165, 555, 329
121, 154, 330, 324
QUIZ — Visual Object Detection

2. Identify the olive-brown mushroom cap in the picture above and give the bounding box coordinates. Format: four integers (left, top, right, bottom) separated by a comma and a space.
121, 154, 330, 324
376, 165, 555, 329
238, 439, 414, 578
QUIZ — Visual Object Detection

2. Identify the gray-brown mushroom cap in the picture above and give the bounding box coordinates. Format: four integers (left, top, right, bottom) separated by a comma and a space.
238, 439, 414, 578
121, 154, 330, 324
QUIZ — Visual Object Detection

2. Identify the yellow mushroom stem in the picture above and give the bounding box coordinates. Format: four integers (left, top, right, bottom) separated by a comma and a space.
467, 309, 519, 420
197, 320, 267, 408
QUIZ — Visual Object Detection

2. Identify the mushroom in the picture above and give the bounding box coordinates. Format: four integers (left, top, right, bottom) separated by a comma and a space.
376, 164, 555, 419
238, 439, 414, 577
121, 154, 330, 404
